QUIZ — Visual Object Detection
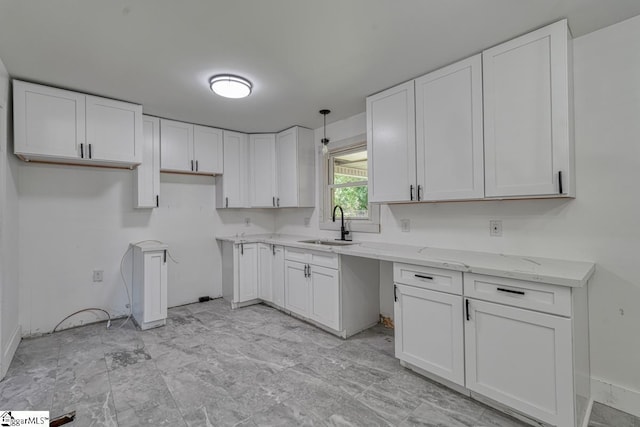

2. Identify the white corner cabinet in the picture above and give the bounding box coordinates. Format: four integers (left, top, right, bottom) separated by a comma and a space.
367, 19, 574, 203
160, 118, 223, 175
135, 115, 161, 208
13, 80, 143, 168
218, 126, 315, 209
131, 242, 168, 330
394, 265, 590, 427
219, 240, 379, 338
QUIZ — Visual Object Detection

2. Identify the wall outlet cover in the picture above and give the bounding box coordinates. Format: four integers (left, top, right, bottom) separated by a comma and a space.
304, 217, 311, 227
244, 217, 251, 226
489, 220, 503, 237
92, 270, 104, 282
400, 219, 410, 232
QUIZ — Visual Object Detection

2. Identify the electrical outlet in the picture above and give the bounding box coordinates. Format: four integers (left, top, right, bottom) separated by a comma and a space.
244, 217, 251, 226
400, 219, 410, 232
489, 220, 503, 237
93, 270, 103, 282
304, 217, 311, 227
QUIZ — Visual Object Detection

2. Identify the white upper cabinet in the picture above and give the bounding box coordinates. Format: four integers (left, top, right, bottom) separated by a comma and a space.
367, 81, 416, 203
217, 130, 250, 208
135, 115, 161, 208
250, 134, 277, 207
276, 126, 315, 208
160, 119, 223, 175
13, 80, 142, 168
85, 95, 143, 164
193, 125, 223, 175
415, 54, 484, 201
483, 20, 573, 198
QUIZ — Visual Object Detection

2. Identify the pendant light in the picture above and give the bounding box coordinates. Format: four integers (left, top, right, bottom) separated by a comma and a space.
320, 109, 331, 155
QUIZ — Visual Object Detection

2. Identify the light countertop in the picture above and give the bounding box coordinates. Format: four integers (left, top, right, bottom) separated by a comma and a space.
216, 234, 595, 287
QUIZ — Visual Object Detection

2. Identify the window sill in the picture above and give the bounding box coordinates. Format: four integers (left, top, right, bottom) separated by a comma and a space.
319, 220, 380, 234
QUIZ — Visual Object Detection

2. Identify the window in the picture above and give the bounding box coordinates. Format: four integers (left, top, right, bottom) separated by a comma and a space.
328, 145, 368, 219
320, 140, 379, 233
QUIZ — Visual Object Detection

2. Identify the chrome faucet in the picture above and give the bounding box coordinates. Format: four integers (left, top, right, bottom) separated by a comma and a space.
332, 205, 350, 241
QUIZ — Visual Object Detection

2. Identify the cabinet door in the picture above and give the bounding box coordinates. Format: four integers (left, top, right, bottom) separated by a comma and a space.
193, 125, 223, 174
309, 265, 340, 331
160, 119, 194, 172
276, 127, 298, 207
394, 284, 464, 386
143, 251, 167, 323
258, 243, 273, 302
464, 298, 574, 426
284, 260, 309, 318
13, 80, 85, 159
86, 95, 142, 164
221, 131, 250, 208
483, 20, 571, 197
415, 55, 484, 201
272, 246, 285, 308
250, 134, 277, 207
237, 243, 258, 303
367, 81, 416, 203
135, 116, 160, 208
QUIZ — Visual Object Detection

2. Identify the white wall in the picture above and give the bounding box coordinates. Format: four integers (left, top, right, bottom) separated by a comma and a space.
18, 166, 275, 335
0, 56, 20, 378
276, 16, 640, 415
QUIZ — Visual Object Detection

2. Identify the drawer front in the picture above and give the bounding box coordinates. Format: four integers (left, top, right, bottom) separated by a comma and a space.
285, 247, 308, 263
393, 263, 463, 295
463, 273, 571, 316
309, 250, 339, 269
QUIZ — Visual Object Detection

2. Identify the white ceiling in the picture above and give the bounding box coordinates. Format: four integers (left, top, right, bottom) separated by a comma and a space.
1, 1, 639, 133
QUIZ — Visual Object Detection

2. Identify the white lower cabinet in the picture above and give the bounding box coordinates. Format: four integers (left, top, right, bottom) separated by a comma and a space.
131, 242, 168, 330
237, 243, 258, 304
465, 298, 574, 426
309, 265, 340, 331
394, 284, 464, 386
271, 246, 285, 308
258, 243, 273, 302
284, 260, 310, 318
394, 265, 590, 427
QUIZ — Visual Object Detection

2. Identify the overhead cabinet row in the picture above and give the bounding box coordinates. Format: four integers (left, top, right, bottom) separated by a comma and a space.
367, 19, 574, 203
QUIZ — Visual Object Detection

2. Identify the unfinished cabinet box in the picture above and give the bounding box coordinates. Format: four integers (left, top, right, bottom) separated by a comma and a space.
132, 242, 168, 330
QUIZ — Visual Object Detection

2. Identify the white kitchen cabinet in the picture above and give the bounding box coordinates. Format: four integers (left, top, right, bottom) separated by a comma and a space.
309, 264, 340, 331
85, 95, 143, 164
276, 126, 315, 208
160, 119, 223, 175
394, 284, 464, 386
271, 245, 285, 308
135, 115, 161, 208
367, 81, 416, 203
132, 242, 168, 330
237, 243, 258, 303
483, 19, 574, 198
217, 130, 250, 208
415, 54, 484, 201
250, 134, 277, 207
258, 243, 273, 302
284, 260, 310, 318
13, 80, 142, 168
464, 299, 574, 426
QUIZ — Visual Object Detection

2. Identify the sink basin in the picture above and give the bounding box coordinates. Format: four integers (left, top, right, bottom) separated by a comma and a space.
298, 239, 356, 246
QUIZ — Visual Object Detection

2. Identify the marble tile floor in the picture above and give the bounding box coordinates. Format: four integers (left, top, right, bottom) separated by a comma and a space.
0, 298, 635, 427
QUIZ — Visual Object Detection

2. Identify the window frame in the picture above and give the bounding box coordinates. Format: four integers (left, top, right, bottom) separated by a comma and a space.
319, 135, 380, 234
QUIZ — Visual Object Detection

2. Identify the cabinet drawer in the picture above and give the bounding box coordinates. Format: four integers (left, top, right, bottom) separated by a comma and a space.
464, 273, 571, 317
393, 263, 462, 295
285, 247, 308, 263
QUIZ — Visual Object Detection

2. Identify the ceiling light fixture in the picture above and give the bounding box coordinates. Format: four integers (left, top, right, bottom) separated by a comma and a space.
320, 109, 331, 155
209, 74, 252, 99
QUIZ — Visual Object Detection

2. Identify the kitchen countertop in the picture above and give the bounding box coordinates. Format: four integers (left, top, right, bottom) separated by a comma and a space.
216, 234, 595, 287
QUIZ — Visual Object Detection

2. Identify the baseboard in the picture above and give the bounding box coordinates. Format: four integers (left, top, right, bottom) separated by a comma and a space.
591, 377, 640, 418
1, 324, 21, 379
581, 399, 594, 427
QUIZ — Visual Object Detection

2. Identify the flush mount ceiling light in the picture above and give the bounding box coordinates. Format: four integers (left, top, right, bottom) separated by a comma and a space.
209, 74, 252, 99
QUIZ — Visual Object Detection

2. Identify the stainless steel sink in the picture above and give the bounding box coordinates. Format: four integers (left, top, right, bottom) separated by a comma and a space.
298, 239, 356, 246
